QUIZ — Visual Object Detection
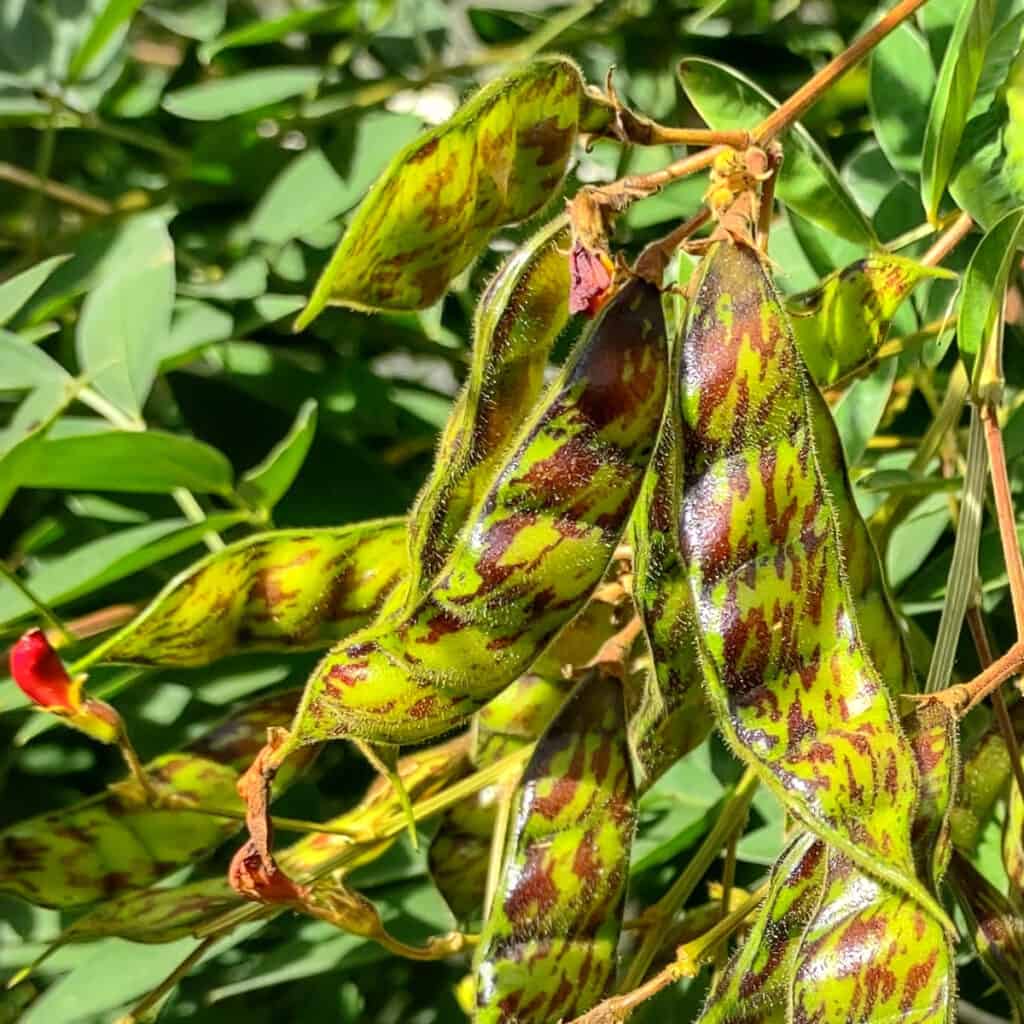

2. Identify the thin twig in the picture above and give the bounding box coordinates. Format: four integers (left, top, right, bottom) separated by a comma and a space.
921, 212, 974, 267
115, 937, 215, 1024
981, 402, 1024, 635
966, 607, 1024, 807
753, 0, 933, 145
0, 161, 112, 215
619, 768, 758, 992
0, 563, 72, 645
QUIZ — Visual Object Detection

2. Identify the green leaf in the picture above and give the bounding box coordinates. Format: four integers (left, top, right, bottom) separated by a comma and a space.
869, 21, 936, 177
238, 399, 317, 512
956, 205, 1024, 390
0, 512, 248, 626
948, 11, 1024, 227
0, 255, 70, 327
0, 330, 72, 390
677, 58, 876, 247
198, 0, 394, 63
162, 67, 321, 120
832, 357, 897, 466
75, 213, 175, 420
160, 298, 234, 366
922, 0, 998, 221
19, 428, 234, 494
68, 0, 144, 81
249, 116, 422, 245
19, 938, 204, 1024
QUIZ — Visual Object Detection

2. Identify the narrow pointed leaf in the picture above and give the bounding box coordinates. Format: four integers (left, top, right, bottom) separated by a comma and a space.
238, 398, 318, 513
957, 206, 1024, 390
921, 0, 998, 221
0, 255, 70, 326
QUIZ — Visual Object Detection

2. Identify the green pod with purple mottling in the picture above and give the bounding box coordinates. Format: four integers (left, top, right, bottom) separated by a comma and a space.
675, 238, 936, 916
472, 670, 636, 1024
785, 254, 953, 387
0, 692, 312, 909
700, 705, 957, 1024
296, 58, 605, 324
88, 518, 407, 667
54, 736, 471, 944
948, 851, 1024, 1022
428, 673, 573, 920
282, 277, 667, 749
403, 217, 572, 604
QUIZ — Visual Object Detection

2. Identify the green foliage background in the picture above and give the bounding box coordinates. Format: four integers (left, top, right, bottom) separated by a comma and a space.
0, 0, 1018, 1021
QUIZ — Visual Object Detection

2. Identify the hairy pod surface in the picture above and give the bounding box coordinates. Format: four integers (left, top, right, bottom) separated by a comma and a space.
428, 673, 573, 920
948, 852, 1024, 1021
405, 218, 572, 601
677, 239, 930, 910
0, 692, 308, 908
785, 254, 951, 387
286, 277, 667, 747
57, 737, 470, 944
701, 706, 957, 1024
472, 671, 636, 1024
92, 519, 407, 666
297, 58, 600, 322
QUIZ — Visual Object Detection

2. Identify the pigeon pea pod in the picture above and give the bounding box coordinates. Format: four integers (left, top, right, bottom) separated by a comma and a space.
0, 692, 311, 908
283, 277, 667, 749
428, 673, 573, 920
404, 217, 572, 602
676, 238, 934, 913
699, 705, 957, 1024
472, 670, 636, 1024
948, 851, 1024, 1022
51, 736, 471, 944
296, 57, 609, 323
86, 519, 407, 667
785, 254, 953, 387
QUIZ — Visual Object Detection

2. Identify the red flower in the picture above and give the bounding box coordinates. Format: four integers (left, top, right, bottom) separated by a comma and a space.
9, 628, 80, 712
569, 241, 615, 318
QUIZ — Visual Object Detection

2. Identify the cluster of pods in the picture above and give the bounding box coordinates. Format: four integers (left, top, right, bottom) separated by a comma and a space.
6, 56, 1024, 1024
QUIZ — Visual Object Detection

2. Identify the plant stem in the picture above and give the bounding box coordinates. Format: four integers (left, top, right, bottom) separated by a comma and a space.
619, 767, 758, 992
115, 937, 215, 1024
981, 402, 1024, 636
921, 212, 974, 267
966, 606, 1024, 808
572, 884, 768, 1023
920, 639, 1024, 716
753, 0, 933, 145
0, 563, 72, 645
0, 160, 112, 216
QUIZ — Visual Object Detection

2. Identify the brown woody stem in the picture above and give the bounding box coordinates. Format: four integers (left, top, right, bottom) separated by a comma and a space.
919, 640, 1024, 716
0, 160, 112, 215
966, 607, 1024, 806
753, 0, 933, 145
921, 212, 974, 267
981, 402, 1024, 636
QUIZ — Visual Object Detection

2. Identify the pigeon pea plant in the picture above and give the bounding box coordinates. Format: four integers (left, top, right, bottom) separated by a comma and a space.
5, 0, 1024, 1022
